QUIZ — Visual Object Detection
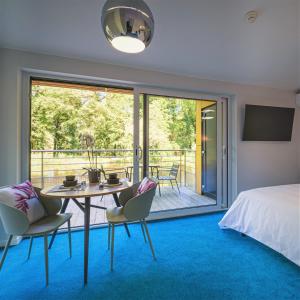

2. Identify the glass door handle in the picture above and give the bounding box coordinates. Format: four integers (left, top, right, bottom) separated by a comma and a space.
222, 146, 227, 158
138, 146, 143, 161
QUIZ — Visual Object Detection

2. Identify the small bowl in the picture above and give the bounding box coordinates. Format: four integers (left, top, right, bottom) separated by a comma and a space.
63, 180, 78, 187
107, 178, 120, 184
108, 173, 118, 179
66, 175, 76, 181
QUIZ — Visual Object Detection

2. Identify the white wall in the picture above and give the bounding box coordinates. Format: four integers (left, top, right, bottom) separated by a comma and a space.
0, 48, 299, 194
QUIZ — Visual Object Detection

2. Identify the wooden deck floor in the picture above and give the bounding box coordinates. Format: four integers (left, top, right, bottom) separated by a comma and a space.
62, 186, 215, 228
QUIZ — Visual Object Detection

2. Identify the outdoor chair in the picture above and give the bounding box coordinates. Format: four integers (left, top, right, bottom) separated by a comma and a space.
106, 181, 157, 271
155, 163, 180, 196
0, 187, 72, 286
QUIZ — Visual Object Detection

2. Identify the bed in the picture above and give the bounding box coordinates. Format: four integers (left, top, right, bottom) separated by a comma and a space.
219, 184, 300, 266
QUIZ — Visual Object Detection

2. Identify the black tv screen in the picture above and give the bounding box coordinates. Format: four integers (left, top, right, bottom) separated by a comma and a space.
243, 105, 295, 141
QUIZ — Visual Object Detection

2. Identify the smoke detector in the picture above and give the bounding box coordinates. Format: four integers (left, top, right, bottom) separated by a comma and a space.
246, 11, 258, 23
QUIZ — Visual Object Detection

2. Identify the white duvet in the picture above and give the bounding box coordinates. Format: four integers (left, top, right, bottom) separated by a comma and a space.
219, 184, 300, 266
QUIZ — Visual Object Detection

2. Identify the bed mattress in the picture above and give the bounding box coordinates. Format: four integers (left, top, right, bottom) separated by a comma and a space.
219, 184, 300, 266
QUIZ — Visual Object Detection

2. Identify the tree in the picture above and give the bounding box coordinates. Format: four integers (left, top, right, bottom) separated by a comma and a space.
31, 86, 82, 152
149, 96, 196, 150
31, 85, 198, 152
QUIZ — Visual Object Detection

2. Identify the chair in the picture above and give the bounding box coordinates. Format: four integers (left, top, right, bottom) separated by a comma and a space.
0, 187, 72, 286
155, 163, 180, 196
106, 182, 157, 271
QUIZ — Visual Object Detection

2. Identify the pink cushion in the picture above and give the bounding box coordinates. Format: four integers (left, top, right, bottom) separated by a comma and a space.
136, 178, 157, 195
0, 180, 46, 224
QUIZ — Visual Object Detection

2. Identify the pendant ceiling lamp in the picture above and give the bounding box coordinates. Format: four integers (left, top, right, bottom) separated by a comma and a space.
101, 0, 154, 54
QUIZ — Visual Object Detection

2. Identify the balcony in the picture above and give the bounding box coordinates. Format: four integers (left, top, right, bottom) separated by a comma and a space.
31, 149, 216, 226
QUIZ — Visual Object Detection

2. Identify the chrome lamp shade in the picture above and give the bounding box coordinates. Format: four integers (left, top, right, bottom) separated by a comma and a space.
101, 0, 154, 53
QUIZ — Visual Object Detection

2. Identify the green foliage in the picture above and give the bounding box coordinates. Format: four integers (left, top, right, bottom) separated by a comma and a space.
151, 96, 196, 149
31, 85, 198, 152
31, 86, 82, 151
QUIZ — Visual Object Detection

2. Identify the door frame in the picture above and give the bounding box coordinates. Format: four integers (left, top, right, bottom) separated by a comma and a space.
21, 71, 136, 187
133, 87, 229, 215
21, 70, 237, 218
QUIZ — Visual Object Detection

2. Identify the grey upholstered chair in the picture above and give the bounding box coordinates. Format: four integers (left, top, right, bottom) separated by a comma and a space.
0, 187, 72, 286
106, 182, 157, 271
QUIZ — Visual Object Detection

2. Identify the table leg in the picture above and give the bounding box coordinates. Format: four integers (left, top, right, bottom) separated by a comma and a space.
112, 193, 131, 238
48, 198, 70, 249
84, 197, 91, 285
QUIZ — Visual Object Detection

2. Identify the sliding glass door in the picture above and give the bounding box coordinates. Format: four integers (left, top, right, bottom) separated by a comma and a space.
29, 76, 228, 224
134, 92, 227, 214
30, 79, 136, 226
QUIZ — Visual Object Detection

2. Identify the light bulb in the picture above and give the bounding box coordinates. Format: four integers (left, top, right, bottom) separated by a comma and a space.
111, 36, 145, 53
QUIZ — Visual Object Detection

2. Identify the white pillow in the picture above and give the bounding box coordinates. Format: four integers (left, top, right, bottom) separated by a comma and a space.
0, 181, 46, 224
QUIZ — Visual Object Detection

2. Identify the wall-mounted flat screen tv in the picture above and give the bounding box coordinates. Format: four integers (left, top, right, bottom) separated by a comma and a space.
243, 105, 295, 141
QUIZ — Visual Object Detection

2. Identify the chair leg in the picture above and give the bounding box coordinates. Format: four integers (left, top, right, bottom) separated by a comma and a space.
108, 223, 111, 250
0, 235, 13, 271
158, 182, 161, 197
67, 220, 72, 258
123, 223, 131, 238
27, 237, 34, 260
143, 221, 156, 261
43, 234, 49, 286
140, 222, 147, 243
170, 179, 174, 189
110, 224, 115, 271
175, 180, 180, 194
48, 198, 70, 250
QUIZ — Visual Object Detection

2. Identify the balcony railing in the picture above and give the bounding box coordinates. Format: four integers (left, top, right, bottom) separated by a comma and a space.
30, 149, 197, 189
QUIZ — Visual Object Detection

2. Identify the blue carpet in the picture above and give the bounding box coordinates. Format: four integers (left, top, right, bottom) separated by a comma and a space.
0, 213, 299, 300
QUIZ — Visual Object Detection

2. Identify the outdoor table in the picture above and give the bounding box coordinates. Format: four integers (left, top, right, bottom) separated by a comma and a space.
126, 165, 160, 181
41, 182, 131, 285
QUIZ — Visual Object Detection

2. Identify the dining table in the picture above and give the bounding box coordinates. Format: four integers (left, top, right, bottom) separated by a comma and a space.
41, 181, 132, 285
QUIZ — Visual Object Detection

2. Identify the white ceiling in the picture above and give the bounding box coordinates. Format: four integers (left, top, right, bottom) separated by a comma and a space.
0, 0, 299, 89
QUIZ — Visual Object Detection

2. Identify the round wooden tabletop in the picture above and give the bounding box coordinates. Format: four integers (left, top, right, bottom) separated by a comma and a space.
41, 181, 131, 199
